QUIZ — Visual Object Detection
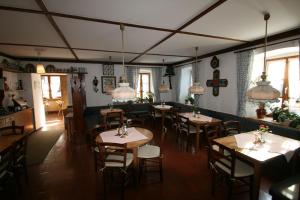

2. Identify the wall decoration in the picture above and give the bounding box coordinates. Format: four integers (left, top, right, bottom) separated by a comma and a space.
103, 64, 114, 76
92, 76, 99, 93
206, 69, 228, 96
45, 64, 55, 73
101, 76, 116, 94
210, 56, 219, 69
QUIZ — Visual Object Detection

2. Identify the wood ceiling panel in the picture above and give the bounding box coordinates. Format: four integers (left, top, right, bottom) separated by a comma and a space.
74, 50, 137, 62
0, 45, 74, 59
44, 0, 215, 29
0, 10, 67, 47
149, 34, 241, 57
54, 16, 169, 53
184, 0, 300, 41
0, 0, 41, 10
135, 55, 186, 64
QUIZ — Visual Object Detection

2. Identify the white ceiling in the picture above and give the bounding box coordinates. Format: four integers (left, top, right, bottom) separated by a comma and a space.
0, 0, 299, 64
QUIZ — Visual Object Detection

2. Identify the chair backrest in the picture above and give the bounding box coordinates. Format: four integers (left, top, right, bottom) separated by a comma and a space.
0, 149, 13, 178
97, 142, 128, 170
223, 120, 241, 136
90, 124, 105, 147
0, 122, 24, 136
106, 111, 124, 127
210, 140, 236, 178
178, 115, 191, 134
13, 135, 28, 165
204, 122, 221, 148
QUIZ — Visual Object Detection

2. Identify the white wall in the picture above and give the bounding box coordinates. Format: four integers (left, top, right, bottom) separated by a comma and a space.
20, 61, 166, 107
31, 74, 46, 129
174, 52, 238, 115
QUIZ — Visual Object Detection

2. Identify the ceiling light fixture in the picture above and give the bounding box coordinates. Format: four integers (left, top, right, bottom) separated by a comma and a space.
189, 47, 204, 95
36, 49, 45, 74
111, 24, 136, 102
159, 59, 169, 93
246, 13, 280, 118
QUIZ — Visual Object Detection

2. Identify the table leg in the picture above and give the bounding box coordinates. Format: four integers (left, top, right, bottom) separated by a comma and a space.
195, 125, 200, 153
253, 163, 262, 200
132, 147, 139, 183
161, 111, 165, 133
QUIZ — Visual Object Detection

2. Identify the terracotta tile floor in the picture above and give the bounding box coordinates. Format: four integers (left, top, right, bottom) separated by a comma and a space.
19, 116, 281, 200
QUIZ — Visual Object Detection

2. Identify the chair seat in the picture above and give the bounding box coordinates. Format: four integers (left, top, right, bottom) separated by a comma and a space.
138, 145, 160, 159
105, 153, 133, 168
215, 158, 254, 178
180, 125, 201, 135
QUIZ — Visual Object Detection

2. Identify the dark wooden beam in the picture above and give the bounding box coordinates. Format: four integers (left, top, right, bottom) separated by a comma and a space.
19, 57, 170, 66
34, 0, 79, 60
172, 28, 300, 66
0, 5, 247, 43
0, 51, 17, 60
129, 0, 228, 63
0, 42, 192, 58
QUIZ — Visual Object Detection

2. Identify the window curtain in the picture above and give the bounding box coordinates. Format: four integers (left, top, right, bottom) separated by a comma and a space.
237, 50, 254, 117
192, 62, 200, 106
126, 66, 138, 89
175, 67, 181, 102
151, 67, 162, 102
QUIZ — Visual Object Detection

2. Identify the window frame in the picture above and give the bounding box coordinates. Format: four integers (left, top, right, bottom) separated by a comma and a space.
137, 73, 151, 99
41, 75, 62, 100
266, 55, 299, 108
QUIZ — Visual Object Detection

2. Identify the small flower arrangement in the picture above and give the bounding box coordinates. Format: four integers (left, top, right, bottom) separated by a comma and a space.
258, 124, 269, 133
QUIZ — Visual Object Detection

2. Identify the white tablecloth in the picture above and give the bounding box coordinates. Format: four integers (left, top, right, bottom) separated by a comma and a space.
234, 132, 300, 162
100, 127, 148, 144
181, 112, 213, 122
153, 105, 172, 109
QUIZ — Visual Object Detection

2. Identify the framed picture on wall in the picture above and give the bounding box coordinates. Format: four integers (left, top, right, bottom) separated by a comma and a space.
103, 64, 114, 76
101, 76, 116, 94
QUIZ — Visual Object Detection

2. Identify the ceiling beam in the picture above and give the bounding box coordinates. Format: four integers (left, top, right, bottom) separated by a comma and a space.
19, 57, 170, 66
129, 0, 228, 63
34, 0, 79, 60
0, 51, 17, 60
172, 28, 300, 66
0, 42, 192, 58
0, 5, 247, 43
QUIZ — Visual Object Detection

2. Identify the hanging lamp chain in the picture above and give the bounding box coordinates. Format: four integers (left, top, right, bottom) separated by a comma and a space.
195, 46, 198, 82
120, 24, 126, 79
261, 13, 270, 81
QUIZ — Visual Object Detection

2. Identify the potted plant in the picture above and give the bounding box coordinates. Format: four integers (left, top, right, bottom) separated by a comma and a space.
146, 92, 154, 103
185, 96, 194, 105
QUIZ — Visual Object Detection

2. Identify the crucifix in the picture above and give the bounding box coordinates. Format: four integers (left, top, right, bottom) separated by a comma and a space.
206, 69, 228, 96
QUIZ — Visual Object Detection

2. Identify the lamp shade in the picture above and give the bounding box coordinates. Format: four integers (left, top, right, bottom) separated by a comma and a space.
36, 64, 45, 74
159, 83, 169, 93
111, 82, 136, 102
189, 82, 204, 94
246, 80, 280, 103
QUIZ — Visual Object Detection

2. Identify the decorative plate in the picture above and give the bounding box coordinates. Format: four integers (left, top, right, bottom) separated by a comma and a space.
210, 56, 219, 69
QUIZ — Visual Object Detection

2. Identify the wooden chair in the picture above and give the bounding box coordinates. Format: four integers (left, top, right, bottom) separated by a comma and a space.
89, 125, 105, 172
150, 106, 162, 129
12, 135, 28, 191
168, 107, 180, 132
96, 142, 134, 200
177, 115, 199, 152
105, 111, 124, 130
209, 139, 254, 200
137, 126, 167, 182
0, 149, 18, 199
222, 120, 241, 136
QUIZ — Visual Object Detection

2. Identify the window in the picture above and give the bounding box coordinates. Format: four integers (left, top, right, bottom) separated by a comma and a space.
136, 73, 151, 99
266, 56, 299, 109
41, 75, 62, 99
179, 65, 193, 103
250, 47, 299, 114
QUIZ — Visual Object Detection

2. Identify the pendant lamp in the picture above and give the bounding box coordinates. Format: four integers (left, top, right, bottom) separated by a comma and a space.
246, 13, 280, 118
111, 24, 136, 102
189, 47, 204, 95
36, 50, 45, 74
159, 59, 170, 93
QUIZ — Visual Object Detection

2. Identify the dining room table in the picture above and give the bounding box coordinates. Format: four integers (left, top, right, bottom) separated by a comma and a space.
214, 131, 300, 200
95, 127, 153, 168
153, 104, 172, 133
178, 112, 221, 152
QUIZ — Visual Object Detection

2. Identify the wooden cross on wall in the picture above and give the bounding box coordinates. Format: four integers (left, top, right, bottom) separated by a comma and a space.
206, 69, 228, 96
